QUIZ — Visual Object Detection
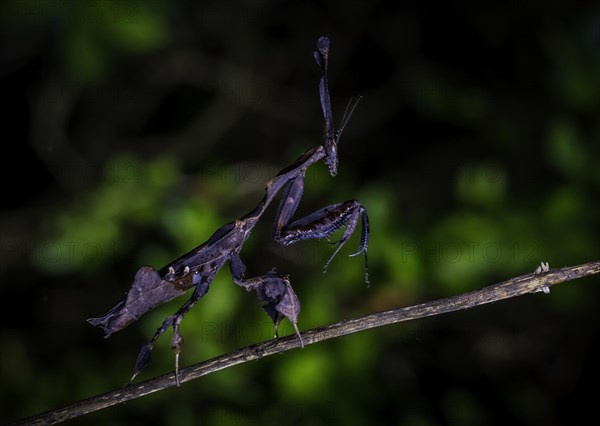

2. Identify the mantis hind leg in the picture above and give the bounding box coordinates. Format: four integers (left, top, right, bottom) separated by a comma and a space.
130, 261, 220, 386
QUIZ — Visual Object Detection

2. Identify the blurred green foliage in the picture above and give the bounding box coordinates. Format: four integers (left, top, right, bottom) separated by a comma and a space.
36, 155, 180, 273
1, 1, 599, 425
2, 0, 169, 81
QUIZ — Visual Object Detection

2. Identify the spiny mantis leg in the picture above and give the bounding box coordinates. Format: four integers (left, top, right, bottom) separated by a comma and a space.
130, 259, 225, 386
229, 253, 303, 347
271, 158, 369, 283
294, 201, 368, 282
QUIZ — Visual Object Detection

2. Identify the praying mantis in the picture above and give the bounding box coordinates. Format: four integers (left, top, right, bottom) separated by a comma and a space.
88, 36, 370, 385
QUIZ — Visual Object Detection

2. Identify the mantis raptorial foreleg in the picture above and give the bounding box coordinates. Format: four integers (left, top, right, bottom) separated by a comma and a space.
272, 170, 370, 284
274, 199, 370, 284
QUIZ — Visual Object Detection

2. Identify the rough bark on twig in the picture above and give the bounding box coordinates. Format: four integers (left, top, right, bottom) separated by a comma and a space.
9, 260, 600, 426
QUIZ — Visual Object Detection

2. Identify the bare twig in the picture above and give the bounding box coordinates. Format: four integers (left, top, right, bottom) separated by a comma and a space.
9, 260, 600, 426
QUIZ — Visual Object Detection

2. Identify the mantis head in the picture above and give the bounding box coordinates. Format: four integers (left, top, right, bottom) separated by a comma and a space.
324, 135, 339, 176
324, 96, 362, 178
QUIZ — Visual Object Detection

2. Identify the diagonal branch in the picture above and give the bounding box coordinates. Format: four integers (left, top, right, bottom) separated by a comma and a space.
9, 260, 600, 426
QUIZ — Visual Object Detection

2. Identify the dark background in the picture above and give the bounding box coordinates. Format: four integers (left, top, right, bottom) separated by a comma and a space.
1, 1, 599, 425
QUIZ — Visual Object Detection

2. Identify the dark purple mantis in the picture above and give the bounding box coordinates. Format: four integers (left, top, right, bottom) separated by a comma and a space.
88, 36, 370, 386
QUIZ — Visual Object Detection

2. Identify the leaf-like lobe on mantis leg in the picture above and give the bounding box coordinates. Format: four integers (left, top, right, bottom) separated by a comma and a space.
278, 278, 304, 346
275, 278, 301, 328
252, 272, 303, 345
88, 266, 187, 337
